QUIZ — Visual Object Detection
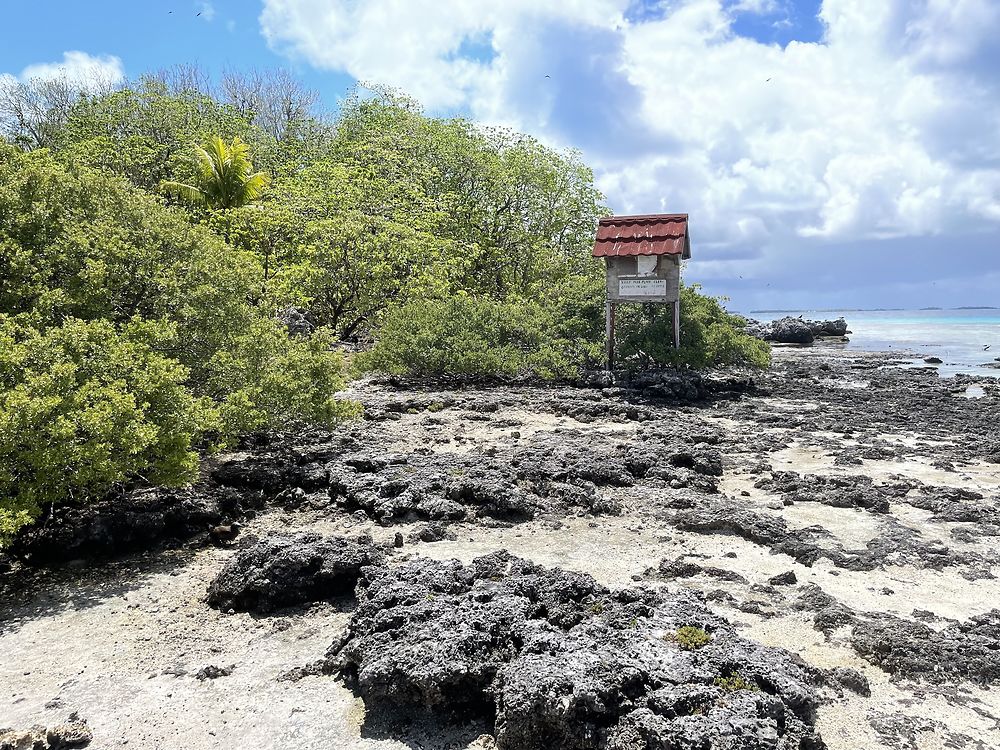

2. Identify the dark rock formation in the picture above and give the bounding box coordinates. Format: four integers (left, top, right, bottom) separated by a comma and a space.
195, 664, 235, 680
768, 571, 797, 586
207, 532, 385, 613
326, 552, 825, 750
805, 318, 848, 337
819, 667, 871, 697
407, 522, 458, 543
649, 556, 748, 583
755, 471, 901, 513
618, 370, 708, 401
747, 317, 815, 344
276, 305, 315, 337
851, 610, 1000, 684
9, 485, 264, 565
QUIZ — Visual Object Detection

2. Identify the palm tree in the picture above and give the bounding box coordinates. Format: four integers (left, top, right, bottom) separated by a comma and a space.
160, 135, 269, 209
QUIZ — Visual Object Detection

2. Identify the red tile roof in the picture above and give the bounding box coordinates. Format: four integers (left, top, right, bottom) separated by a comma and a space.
592, 214, 690, 258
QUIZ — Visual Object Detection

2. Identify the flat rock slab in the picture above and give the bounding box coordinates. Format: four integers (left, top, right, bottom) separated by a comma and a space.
207, 532, 384, 613
327, 551, 825, 750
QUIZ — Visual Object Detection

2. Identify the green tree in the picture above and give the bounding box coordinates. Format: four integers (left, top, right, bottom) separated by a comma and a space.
0, 143, 261, 372
161, 135, 269, 209
0, 316, 217, 542
53, 78, 267, 192
0, 142, 355, 431
329, 88, 608, 298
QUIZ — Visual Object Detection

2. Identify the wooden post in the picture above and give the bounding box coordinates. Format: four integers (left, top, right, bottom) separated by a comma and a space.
672, 299, 680, 349
606, 300, 616, 370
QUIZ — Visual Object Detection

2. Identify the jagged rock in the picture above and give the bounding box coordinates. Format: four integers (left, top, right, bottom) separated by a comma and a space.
8, 485, 261, 564
651, 556, 747, 583
851, 610, 1000, 684
327, 552, 824, 750
666, 499, 993, 573
821, 667, 871, 697
625, 370, 707, 401
195, 664, 235, 680
407, 522, 458, 543
766, 317, 815, 344
0, 714, 91, 750
207, 532, 385, 613
755, 471, 897, 514
276, 305, 315, 337
805, 318, 848, 337
768, 571, 797, 586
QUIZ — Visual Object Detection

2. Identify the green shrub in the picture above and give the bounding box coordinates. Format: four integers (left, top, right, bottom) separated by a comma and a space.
0, 317, 217, 542
0, 143, 263, 374
358, 294, 601, 379
714, 673, 759, 692
672, 625, 712, 650
617, 284, 770, 370
204, 320, 361, 437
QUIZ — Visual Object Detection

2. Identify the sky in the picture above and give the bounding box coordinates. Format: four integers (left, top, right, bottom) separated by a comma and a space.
2, 0, 999, 311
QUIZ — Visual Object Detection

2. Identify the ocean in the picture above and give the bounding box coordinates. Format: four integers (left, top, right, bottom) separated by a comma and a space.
747, 309, 1000, 378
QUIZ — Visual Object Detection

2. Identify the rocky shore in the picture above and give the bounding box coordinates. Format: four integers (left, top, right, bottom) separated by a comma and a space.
2, 344, 1000, 749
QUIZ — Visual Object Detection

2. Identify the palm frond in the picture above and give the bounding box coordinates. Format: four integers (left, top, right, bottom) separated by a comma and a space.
159, 180, 208, 205
169, 135, 269, 209
241, 171, 270, 203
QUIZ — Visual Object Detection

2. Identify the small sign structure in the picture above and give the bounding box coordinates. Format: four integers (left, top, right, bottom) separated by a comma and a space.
592, 213, 691, 369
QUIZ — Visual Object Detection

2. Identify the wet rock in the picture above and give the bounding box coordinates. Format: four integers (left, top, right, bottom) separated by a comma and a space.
207, 532, 385, 613
850, 610, 1000, 683
327, 552, 824, 750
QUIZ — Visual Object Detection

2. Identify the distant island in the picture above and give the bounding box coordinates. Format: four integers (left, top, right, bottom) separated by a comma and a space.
748, 306, 997, 314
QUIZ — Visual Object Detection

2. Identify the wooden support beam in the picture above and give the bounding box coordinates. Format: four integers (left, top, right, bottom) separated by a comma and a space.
606, 300, 616, 370
672, 299, 681, 350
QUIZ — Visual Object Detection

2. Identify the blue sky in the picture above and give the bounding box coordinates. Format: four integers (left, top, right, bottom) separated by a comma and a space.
2, 0, 999, 311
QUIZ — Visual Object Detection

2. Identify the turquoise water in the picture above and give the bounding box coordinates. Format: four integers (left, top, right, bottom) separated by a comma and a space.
748, 309, 1000, 378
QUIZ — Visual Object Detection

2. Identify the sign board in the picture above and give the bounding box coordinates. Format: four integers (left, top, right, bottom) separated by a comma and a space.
618, 278, 667, 298
604, 255, 679, 302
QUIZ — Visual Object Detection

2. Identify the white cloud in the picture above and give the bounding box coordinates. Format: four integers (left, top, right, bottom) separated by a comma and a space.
259, 0, 1000, 305
17, 51, 125, 90
198, 2, 216, 22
